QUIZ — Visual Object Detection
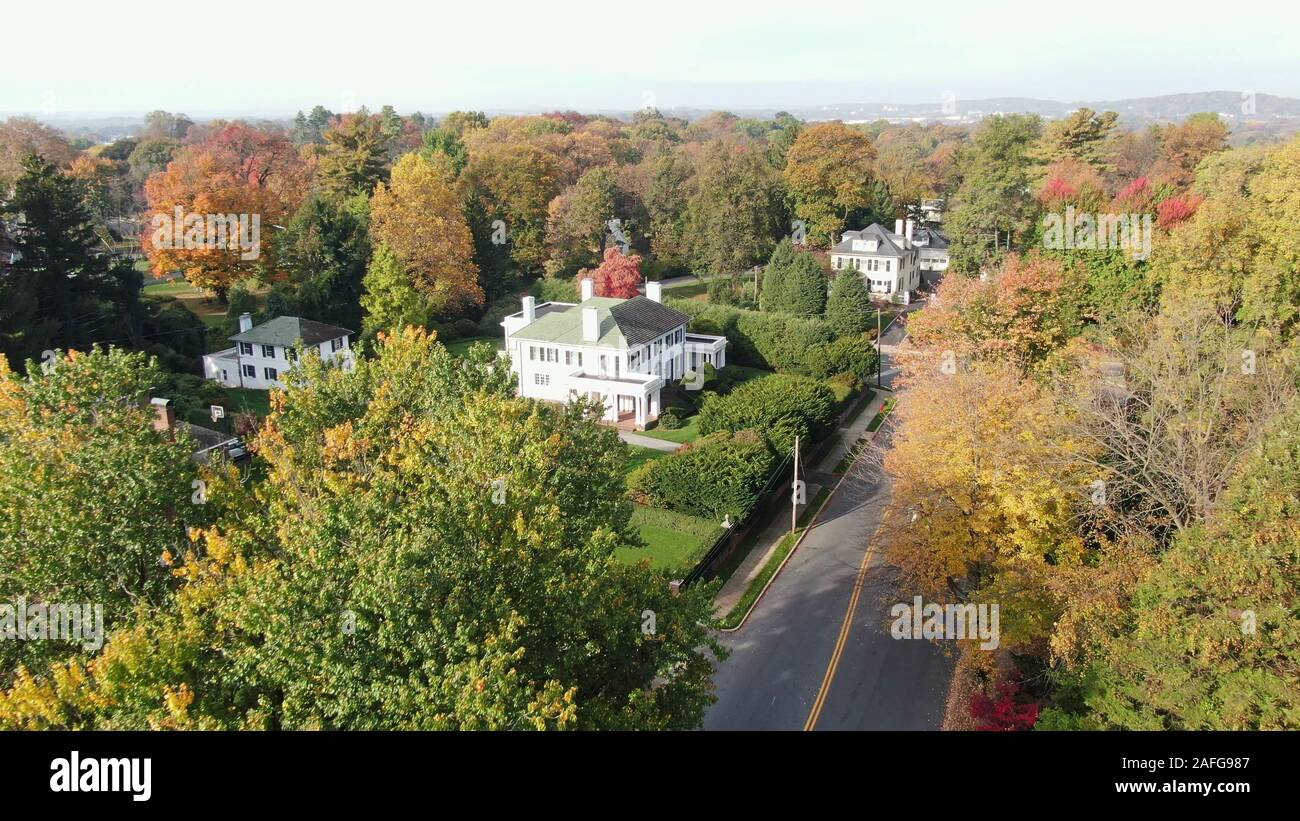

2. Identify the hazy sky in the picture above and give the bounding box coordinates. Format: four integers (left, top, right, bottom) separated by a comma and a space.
6, 0, 1300, 115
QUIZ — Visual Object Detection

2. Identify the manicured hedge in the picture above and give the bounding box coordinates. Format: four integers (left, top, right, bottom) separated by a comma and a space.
697, 373, 838, 452
665, 297, 835, 374
805, 333, 880, 382
627, 429, 777, 520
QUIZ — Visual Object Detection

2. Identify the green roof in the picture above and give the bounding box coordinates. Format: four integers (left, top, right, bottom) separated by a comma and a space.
511, 298, 630, 348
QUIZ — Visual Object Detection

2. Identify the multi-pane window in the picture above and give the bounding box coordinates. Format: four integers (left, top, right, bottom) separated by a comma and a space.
242, 364, 255, 378
264, 367, 278, 381
262, 344, 276, 358
331, 337, 343, 352
533, 373, 550, 386
239, 342, 253, 356
529, 346, 537, 361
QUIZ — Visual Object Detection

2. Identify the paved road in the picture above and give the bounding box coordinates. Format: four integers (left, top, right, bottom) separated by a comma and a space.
705, 297, 954, 731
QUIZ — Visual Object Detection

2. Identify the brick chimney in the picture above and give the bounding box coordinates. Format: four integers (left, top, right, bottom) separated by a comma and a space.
522, 295, 536, 323
238, 312, 253, 333
582, 306, 600, 342
150, 397, 175, 434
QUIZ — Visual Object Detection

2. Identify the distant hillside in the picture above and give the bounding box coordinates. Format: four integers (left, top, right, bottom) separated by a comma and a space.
781, 92, 1300, 142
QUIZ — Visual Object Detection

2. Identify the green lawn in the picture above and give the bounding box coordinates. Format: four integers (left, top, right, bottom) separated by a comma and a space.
616, 505, 723, 572
639, 413, 701, 445
221, 387, 271, 418
142, 276, 249, 337
444, 336, 501, 357
625, 444, 669, 474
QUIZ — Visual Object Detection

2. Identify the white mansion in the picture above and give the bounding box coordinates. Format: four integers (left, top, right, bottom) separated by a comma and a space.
830, 219, 950, 303
503, 280, 727, 429
203, 313, 355, 390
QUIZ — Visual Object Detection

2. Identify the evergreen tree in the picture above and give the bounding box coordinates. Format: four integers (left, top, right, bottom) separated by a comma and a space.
825, 270, 873, 336
0, 156, 140, 371
779, 252, 828, 317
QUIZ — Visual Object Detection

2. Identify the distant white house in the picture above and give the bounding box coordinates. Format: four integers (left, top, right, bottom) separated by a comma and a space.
203, 313, 354, 390
830, 220, 924, 304
912, 226, 951, 290
502, 280, 727, 429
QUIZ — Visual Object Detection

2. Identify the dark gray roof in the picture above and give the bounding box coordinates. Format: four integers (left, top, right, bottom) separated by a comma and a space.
915, 228, 949, 250
832, 223, 908, 257
230, 316, 352, 347
610, 297, 691, 346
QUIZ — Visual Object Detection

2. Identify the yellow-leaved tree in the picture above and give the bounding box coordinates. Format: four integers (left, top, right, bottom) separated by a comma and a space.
368, 152, 482, 317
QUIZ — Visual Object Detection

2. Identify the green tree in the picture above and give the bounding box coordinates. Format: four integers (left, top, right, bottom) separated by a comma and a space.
360, 243, 432, 338
0, 329, 723, 730
681, 140, 784, 275
825, 270, 872, 336
945, 114, 1043, 273
319, 113, 390, 200
779, 252, 828, 317
0, 347, 203, 679
0, 156, 142, 370
280, 192, 371, 331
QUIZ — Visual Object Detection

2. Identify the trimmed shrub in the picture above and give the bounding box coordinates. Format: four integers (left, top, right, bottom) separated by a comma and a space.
807, 333, 880, 382
658, 410, 682, 430
665, 297, 836, 374
697, 373, 838, 452
628, 430, 777, 520
825, 372, 861, 406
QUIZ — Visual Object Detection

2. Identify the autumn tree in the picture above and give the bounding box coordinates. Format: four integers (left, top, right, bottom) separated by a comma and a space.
369, 152, 482, 315
1060, 304, 1298, 543
907, 251, 1085, 375
1052, 399, 1300, 729
1150, 112, 1229, 189
544, 165, 622, 276
141, 122, 309, 298
875, 361, 1090, 651
0, 116, 78, 191
783, 122, 877, 244
0, 330, 723, 730
1030, 108, 1118, 172
582, 246, 643, 298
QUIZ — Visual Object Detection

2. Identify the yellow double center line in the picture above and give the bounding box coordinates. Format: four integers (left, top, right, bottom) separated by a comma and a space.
804, 534, 880, 731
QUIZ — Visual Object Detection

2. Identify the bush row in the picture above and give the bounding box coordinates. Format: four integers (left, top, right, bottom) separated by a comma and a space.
697, 373, 838, 452
627, 430, 777, 520
666, 297, 878, 379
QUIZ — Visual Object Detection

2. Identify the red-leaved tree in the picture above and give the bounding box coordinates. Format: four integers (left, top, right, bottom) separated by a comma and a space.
582, 246, 643, 298
969, 679, 1041, 731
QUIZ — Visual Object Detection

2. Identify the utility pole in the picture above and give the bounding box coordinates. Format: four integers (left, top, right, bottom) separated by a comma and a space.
876, 309, 883, 388
791, 436, 800, 533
